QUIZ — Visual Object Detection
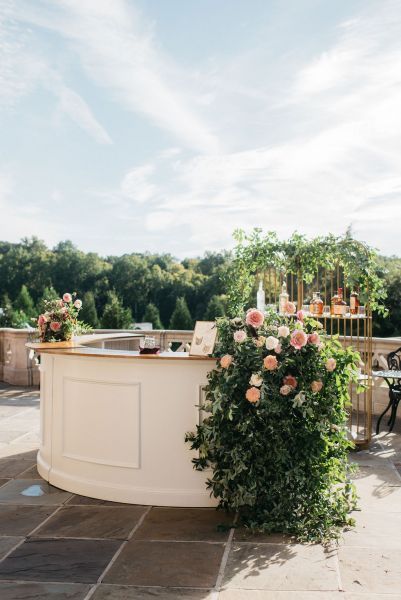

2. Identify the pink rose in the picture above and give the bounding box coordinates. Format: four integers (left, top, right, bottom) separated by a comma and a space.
74, 299, 82, 309
326, 358, 337, 372
220, 354, 233, 369
311, 380, 323, 393
277, 325, 290, 338
284, 301, 296, 315
308, 332, 321, 345
63, 293, 72, 303
263, 355, 278, 371
290, 329, 308, 350
50, 321, 61, 332
234, 330, 247, 343
283, 374, 297, 389
274, 343, 282, 354
37, 314, 46, 326
245, 308, 265, 329
246, 386, 261, 403
296, 310, 305, 323
280, 384, 292, 396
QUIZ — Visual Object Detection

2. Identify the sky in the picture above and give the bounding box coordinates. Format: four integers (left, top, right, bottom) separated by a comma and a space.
0, 0, 401, 258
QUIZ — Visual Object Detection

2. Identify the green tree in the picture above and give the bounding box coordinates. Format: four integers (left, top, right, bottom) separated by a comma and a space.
15, 285, 35, 317
169, 297, 193, 330
204, 295, 226, 320
80, 291, 100, 328
142, 303, 163, 329
101, 291, 133, 329
0, 294, 13, 327
38, 286, 59, 312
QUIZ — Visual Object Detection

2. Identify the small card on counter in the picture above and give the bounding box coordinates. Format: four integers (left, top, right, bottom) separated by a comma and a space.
190, 321, 218, 356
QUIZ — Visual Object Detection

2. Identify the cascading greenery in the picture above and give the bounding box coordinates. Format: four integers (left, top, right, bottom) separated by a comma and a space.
186, 310, 360, 543
225, 229, 387, 315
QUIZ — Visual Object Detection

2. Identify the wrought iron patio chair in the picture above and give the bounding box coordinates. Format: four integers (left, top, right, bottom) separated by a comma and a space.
376, 346, 401, 434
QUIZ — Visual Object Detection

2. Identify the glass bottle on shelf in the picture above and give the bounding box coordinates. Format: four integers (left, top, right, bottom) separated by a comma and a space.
309, 291, 323, 316
350, 289, 360, 315
331, 287, 347, 316
279, 281, 289, 315
257, 280, 265, 312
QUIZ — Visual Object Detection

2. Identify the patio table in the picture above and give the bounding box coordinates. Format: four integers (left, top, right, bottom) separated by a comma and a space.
375, 369, 401, 434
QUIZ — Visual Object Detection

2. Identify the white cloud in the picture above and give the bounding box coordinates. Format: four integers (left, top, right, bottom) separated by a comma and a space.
0, 2, 111, 144
7, 0, 220, 154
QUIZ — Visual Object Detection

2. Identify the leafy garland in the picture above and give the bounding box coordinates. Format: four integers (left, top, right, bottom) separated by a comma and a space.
186, 309, 359, 543
225, 229, 387, 315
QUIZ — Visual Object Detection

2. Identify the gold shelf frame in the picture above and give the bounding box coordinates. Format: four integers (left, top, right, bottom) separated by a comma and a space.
260, 265, 373, 447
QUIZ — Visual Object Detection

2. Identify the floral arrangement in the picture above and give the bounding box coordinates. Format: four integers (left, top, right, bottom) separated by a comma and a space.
37, 292, 90, 342
186, 308, 360, 542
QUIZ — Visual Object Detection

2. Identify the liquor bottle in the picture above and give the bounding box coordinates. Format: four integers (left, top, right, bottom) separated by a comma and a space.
331, 287, 347, 316
279, 281, 289, 315
350, 289, 360, 315
257, 280, 265, 312
309, 291, 323, 316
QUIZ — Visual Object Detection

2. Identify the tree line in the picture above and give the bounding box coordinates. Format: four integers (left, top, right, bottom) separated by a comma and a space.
0, 237, 399, 336
0, 238, 228, 330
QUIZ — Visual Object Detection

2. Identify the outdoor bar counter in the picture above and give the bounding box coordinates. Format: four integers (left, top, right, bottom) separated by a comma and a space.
27, 334, 217, 507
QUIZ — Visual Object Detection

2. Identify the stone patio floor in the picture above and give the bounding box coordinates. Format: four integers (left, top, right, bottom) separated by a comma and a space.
0, 383, 400, 599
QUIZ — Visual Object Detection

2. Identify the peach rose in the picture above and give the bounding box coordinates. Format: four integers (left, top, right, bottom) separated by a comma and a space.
274, 343, 282, 354
263, 355, 278, 371
308, 332, 321, 345
283, 374, 297, 389
254, 335, 266, 348
277, 325, 290, 338
265, 336, 279, 350
284, 301, 296, 315
63, 293, 72, 303
311, 380, 323, 393
246, 386, 261, 403
74, 299, 82, 309
37, 314, 47, 326
290, 329, 308, 350
280, 384, 292, 396
50, 321, 61, 332
245, 308, 265, 329
326, 358, 337, 372
234, 330, 247, 343
220, 354, 233, 369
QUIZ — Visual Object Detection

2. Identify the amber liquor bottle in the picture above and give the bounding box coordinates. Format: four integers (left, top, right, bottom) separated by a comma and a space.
310, 291, 323, 316
331, 288, 347, 316
350, 289, 360, 315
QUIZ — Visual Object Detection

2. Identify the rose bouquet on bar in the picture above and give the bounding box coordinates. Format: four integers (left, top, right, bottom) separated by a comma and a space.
37, 292, 91, 342
186, 308, 361, 542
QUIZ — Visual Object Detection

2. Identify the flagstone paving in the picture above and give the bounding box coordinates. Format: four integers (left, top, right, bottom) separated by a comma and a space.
0, 383, 400, 599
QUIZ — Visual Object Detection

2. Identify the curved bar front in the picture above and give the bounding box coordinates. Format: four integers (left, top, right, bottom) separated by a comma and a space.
29, 341, 217, 507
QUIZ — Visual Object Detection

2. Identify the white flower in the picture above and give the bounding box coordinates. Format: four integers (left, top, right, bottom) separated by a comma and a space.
292, 392, 306, 408
265, 335, 279, 350
277, 325, 290, 338
74, 299, 82, 309
249, 373, 263, 387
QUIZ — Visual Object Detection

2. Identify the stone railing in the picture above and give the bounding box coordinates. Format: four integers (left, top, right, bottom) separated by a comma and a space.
0, 328, 39, 386
0, 327, 400, 414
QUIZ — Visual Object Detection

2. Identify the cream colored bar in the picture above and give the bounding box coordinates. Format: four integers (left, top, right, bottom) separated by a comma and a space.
27, 334, 217, 507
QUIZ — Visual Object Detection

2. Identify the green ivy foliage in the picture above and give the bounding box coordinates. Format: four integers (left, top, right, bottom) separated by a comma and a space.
186, 311, 360, 543
226, 229, 387, 315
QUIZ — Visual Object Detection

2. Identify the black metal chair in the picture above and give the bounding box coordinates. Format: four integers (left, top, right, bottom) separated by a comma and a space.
376, 346, 401, 434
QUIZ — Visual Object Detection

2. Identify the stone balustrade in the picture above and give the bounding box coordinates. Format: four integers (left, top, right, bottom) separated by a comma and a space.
0, 328, 400, 417
0, 328, 39, 386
